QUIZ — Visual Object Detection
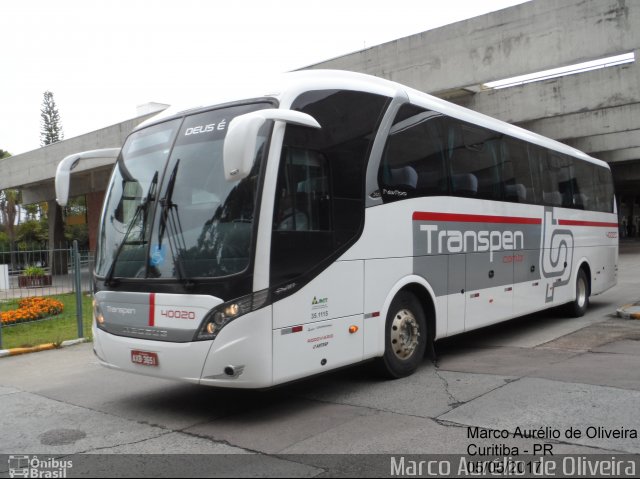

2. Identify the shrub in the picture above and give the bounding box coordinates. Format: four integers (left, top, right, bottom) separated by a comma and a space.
23, 265, 46, 277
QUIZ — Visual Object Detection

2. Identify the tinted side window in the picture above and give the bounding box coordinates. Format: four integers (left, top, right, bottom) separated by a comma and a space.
501, 137, 539, 204
541, 152, 573, 208
449, 122, 502, 201
379, 105, 448, 202
270, 90, 389, 286
572, 160, 596, 210
594, 165, 615, 213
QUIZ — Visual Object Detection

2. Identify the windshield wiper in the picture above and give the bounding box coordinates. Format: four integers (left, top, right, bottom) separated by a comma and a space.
104, 171, 158, 286
157, 160, 194, 289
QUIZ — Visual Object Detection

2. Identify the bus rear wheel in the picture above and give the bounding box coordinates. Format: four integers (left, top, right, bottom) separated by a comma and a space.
566, 268, 590, 317
378, 291, 427, 379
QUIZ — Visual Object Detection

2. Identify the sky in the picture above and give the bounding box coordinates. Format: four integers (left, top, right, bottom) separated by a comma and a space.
1, 0, 530, 156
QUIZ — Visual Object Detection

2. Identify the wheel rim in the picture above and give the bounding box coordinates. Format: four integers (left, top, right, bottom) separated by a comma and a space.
577, 275, 587, 308
390, 308, 420, 360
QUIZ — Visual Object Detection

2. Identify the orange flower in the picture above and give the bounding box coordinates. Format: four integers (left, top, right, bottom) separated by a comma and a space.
1, 297, 64, 325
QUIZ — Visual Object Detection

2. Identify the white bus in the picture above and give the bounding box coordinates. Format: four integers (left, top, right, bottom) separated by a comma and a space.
56, 70, 617, 387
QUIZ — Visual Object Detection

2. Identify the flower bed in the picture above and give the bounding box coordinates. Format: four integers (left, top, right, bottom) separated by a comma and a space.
0, 297, 64, 326
18, 275, 53, 288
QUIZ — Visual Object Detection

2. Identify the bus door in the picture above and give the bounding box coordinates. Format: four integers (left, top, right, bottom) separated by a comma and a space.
269, 147, 365, 383
266, 89, 391, 383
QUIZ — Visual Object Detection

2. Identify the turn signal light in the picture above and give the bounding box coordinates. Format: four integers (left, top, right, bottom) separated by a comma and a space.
349, 325, 359, 334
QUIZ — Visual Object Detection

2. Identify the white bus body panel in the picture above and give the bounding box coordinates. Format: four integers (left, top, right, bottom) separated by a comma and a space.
272, 260, 364, 330
270, 260, 365, 384
200, 307, 273, 388
343, 196, 617, 341
273, 314, 363, 385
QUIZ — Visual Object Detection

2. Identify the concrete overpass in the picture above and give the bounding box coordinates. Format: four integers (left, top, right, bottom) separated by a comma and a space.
1, 0, 639, 249
306, 0, 640, 230
0, 104, 168, 250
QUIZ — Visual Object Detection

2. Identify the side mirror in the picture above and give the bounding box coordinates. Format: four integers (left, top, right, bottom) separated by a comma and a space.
55, 148, 121, 206
223, 109, 321, 181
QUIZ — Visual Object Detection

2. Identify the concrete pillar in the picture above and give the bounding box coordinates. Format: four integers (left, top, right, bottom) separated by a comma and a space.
47, 199, 68, 274
86, 190, 105, 252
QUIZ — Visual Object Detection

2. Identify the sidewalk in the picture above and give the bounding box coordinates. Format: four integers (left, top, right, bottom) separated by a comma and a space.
0, 338, 87, 358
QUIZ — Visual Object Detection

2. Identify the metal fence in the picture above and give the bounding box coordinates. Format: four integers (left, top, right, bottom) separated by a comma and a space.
0, 246, 94, 301
0, 242, 93, 349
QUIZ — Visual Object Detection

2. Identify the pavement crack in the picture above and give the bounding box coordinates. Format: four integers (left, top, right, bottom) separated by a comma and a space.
175, 429, 265, 454
431, 359, 464, 409
74, 430, 174, 454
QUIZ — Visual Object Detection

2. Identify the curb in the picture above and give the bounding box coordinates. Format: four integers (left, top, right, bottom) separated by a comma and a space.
616, 302, 640, 320
0, 338, 88, 358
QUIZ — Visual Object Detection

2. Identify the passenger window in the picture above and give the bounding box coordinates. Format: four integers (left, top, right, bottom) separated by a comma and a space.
553, 154, 573, 208
501, 137, 537, 204
379, 104, 448, 202
572, 161, 596, 210
540, 152, 572, 207
449, 122, 502, 201
594, 166, 615, 213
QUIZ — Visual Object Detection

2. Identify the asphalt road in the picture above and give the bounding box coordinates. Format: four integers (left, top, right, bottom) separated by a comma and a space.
1, 244, 640, 476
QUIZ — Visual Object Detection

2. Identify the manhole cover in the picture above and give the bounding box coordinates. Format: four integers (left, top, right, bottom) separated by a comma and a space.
39, 428, 87, 446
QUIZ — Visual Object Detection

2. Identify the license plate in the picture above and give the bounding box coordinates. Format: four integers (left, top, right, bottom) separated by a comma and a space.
131, 350, 159, 367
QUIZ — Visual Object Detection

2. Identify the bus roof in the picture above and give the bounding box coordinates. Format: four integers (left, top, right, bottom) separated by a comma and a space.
135, 69, 609, 169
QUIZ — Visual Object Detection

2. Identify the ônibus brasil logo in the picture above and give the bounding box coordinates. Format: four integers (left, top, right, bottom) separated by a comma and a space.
8, 455, 72, 478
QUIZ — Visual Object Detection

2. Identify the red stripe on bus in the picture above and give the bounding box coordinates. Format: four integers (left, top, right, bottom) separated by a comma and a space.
412, 211, 542, 225
149, 293, 155, 327
558, 220, 618, 228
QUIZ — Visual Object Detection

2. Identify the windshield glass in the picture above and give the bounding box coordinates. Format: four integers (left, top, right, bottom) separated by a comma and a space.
96, 102, 271, 280
96, 120, 179, 278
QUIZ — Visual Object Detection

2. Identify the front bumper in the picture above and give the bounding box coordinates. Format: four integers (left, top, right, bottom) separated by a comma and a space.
92, 306, 273, 388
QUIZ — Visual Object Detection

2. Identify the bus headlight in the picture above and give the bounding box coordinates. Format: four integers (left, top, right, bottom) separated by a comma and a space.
93, 299, 105, 328
195, 289, 269, 341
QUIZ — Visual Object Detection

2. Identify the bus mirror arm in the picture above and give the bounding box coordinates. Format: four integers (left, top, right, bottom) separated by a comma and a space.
223, 109, 321, 181
55, 148, 121, 206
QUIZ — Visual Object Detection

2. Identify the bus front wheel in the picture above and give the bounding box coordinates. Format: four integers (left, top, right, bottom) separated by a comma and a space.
378, 291, 427, 379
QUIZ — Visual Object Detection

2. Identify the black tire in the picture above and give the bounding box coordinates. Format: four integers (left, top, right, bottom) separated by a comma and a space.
566, 268, 589, 317
378, 291, 427, 379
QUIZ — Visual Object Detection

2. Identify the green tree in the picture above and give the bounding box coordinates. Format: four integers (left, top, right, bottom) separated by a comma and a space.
64, 195, 88, 248
0, 188, 21, 268
17, 218, 48, 247
40, 91, 64, 146
0, 150, 17, 264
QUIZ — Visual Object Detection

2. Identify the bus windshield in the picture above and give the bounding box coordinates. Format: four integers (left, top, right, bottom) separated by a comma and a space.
96, 102, 272, 281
